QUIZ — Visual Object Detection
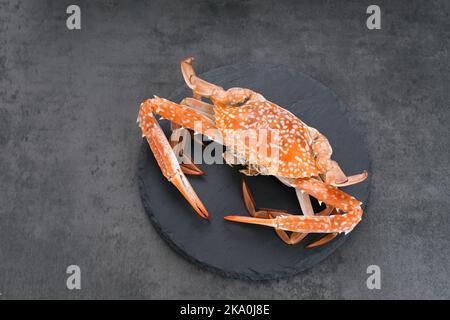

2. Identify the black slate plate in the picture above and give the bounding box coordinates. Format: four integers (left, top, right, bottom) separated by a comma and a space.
138, 64, 371, 280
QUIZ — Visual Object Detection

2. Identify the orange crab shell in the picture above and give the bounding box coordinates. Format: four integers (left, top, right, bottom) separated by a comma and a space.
213, 98, 321, 178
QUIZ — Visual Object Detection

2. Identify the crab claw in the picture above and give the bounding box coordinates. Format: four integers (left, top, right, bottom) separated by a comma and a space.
139, 99, 209, 219
171, 173, 209, 219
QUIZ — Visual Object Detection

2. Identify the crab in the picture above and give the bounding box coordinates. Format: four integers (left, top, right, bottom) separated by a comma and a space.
138, 57, 368, 247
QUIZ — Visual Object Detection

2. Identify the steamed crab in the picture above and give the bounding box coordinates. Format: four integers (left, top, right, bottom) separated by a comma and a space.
138, 58, 368, 247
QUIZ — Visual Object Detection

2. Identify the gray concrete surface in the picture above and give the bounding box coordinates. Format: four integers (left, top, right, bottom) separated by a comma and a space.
0, 0, 449, 299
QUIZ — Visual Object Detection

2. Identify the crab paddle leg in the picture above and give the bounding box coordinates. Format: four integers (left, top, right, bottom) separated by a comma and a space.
225, 178, 363, 234
138, 98, 219, 218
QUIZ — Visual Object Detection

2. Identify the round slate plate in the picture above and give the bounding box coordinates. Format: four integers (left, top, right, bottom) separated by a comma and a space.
138, 64, 371, 280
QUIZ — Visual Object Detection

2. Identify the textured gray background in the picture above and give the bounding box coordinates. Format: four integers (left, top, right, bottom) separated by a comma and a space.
0, 0, 449, 299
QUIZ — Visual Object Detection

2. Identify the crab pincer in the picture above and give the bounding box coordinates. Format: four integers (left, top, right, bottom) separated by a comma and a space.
138, 99, 209, 219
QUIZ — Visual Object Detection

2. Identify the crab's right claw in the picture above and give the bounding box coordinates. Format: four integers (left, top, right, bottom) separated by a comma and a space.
139, 99, 209, 219
170, 173, 209, 219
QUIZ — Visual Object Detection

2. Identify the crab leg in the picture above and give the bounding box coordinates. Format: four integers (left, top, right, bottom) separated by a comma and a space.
225, 178, 363, 234
295, 189, 315, 216
169, 97, 218, 175
276, 177, 320, 245
279, 177, 315, 216
180, 97, 216, 146
292, 179, 341, 246
242, 179, 321, 245
169, 124, 205, 176
138, 97, 220, 219
241, 179, 299, 243
242, 179, 257, 215
180, 97, 215, 119
306, 233, 338, 248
